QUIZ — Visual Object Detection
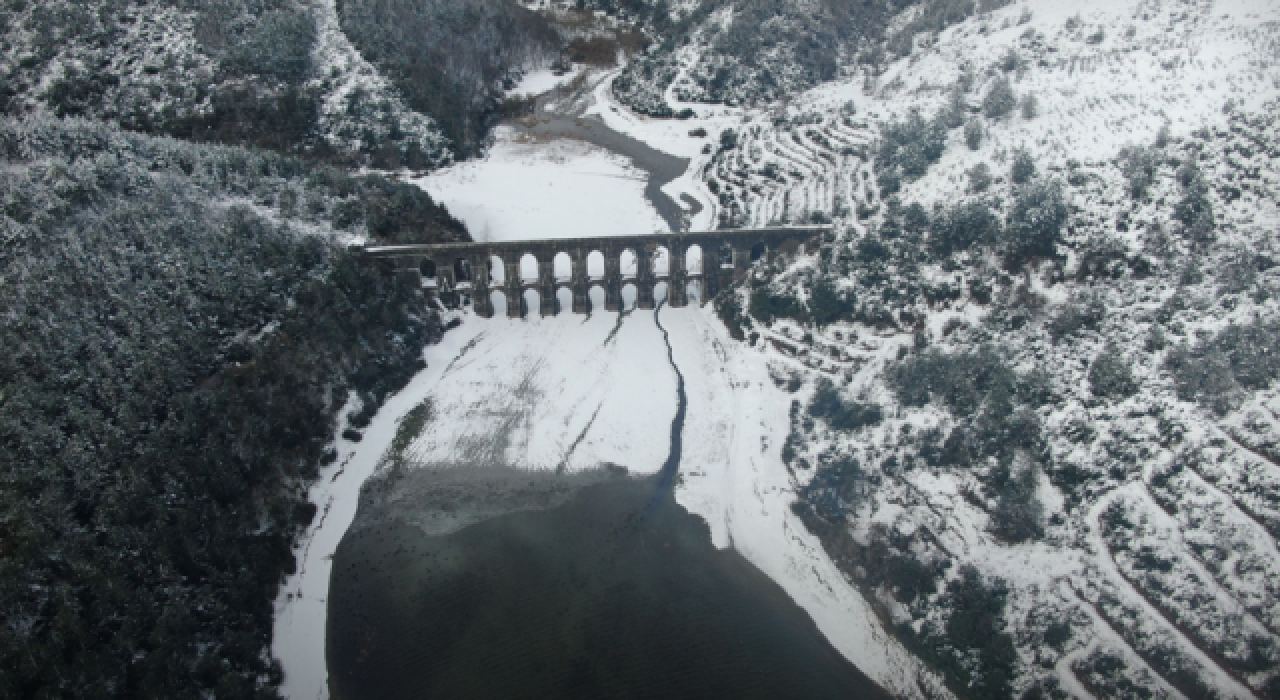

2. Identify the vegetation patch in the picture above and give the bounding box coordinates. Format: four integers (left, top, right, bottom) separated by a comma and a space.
0, 117, 463, 698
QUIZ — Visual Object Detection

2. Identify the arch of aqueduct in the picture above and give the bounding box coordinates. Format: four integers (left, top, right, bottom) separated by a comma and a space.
355, 226, 828, 317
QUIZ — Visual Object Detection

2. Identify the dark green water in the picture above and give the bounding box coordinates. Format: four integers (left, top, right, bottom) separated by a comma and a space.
327, 479, 888, 699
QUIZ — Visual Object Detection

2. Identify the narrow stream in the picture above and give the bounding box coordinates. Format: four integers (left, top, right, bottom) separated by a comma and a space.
652, 300, 686, 495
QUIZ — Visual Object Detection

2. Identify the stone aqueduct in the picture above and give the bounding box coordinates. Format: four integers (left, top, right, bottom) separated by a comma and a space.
356, 227, 829, 317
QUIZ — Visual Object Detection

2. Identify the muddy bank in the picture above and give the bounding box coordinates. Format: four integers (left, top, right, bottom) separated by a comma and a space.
353, 463, 629, 537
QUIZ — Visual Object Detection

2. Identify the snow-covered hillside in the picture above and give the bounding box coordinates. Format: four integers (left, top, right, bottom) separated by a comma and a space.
700, 0, 1278, 228
680, 0, 1280, 697
308, 0, 453, 168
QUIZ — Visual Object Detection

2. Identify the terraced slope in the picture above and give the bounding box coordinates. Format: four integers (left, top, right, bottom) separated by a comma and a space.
687, 0, 1280, 697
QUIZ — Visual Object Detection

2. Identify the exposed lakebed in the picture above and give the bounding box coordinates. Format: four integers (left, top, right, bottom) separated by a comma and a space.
326, 308, 887, 698
415, 70, 712, 242
506, 112, 697, 232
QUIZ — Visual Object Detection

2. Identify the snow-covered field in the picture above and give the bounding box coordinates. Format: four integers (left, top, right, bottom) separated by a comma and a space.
396, 310, 676, 474
413, 130, 668, 241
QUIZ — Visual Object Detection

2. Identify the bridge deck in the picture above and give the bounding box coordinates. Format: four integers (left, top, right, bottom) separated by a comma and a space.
354, 226, 829, 258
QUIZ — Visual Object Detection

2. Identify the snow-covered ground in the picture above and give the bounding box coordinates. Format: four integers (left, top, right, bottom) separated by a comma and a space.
413, 130, 668, 241
508, 66, 585, 99
397, 310, 676, 473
